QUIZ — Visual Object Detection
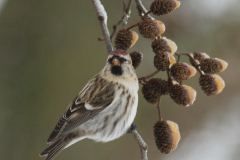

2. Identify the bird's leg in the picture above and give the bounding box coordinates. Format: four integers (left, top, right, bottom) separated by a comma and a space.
127, 123, 138, 133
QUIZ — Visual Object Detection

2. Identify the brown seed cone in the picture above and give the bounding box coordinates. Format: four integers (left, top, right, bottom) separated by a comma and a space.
152, 38, 171, 54
168, 53, 176, 67
138, 18, 160, 40
142, 78, 170, 104
154, 121, 173, 154
129, 51, 143, 69
200, 58, 222, 74
157, 78, 170, 95
150, 0, 177, 16
170, 63, 191, 82
170, 84, 190, 106
167, 120, 181, 151
154, 52, 170, 71
199, 74, 225, 96
193, 52, 210, 61
114, 29, 132, 50
163, 37, 178, 55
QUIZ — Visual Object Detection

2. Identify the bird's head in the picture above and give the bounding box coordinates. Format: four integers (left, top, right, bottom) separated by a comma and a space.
104, 50, 134, 77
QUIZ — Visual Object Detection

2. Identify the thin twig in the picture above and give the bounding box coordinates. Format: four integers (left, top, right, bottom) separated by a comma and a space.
131, 129, 148, 160
135, 0, 154, 19
166, 68, 173, 84
145, 70, 160, 79
175, 52, 203, 75
124, 0, 133, 25
144, 10, 152, 17
123, 0, 127, 11
92, 0, 113, 54
110, 0, 133, 40
176, 54, 181, 63
138, 78, 147, 85
157, 96, 162, 121
126, 23, 139, 31
138, 70, 160, 84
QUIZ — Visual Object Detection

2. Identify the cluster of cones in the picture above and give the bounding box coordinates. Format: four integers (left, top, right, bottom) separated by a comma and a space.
112, 0, 228, 155
192, 52, 228, 96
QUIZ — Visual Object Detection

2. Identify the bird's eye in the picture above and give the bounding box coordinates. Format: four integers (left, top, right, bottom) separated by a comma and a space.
119, 58, 127, 64
108, 57, 113, 64
108, 56, 127, 64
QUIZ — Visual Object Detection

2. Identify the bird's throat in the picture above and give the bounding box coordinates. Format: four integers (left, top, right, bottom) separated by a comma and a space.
111, 66, 123, 76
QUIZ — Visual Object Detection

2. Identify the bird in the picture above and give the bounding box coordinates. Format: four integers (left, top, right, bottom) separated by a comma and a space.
39, 50, 139, 160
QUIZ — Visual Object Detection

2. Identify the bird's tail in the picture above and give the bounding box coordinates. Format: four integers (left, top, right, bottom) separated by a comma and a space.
39, 133, 75, 160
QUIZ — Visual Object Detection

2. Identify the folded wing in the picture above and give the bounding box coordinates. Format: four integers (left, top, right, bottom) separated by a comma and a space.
47, 74, 115, 143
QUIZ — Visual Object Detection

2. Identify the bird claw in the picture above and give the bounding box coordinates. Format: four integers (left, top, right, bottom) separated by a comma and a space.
127, 124, 137, 133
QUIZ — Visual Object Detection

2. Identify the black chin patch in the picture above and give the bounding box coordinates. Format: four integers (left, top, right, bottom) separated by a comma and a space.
111, 66, 123, 76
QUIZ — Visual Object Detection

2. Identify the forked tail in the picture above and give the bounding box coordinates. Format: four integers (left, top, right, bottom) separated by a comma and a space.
40, 133, 75, 160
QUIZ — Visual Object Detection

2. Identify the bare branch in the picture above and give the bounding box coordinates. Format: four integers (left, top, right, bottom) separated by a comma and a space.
123, 0, 133, 25
135, 0, 154, 19
93, 2, 148, 160
110, 0, 133, 40
131, 129, 148, 160
92, 0, 113, 54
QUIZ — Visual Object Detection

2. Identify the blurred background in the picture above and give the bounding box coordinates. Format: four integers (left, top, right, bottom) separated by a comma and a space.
0, 0, 239, 160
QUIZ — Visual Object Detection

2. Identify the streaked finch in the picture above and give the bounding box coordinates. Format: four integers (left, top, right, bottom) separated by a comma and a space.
40, 50, 139, 160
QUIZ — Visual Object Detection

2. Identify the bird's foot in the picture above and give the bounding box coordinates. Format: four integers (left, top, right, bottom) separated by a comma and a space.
127, 124, 137, 133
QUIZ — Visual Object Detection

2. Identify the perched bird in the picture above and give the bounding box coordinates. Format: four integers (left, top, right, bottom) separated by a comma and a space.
40, 50, 139, 160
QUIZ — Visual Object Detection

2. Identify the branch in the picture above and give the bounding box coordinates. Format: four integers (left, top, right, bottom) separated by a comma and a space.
135, 0, 154, 19
110, 0, 133, 40
131, 129, 148, 160
93, 2, 148, 160
138, 70, 160, 84
175, 52, 203, 76
92, 0, 114, 54
123, 0, 133, 26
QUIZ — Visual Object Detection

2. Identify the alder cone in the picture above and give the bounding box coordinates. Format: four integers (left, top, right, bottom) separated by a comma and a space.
200, 58, 222, 74
193, 52, 209, 61
169, 84, 190, 106
142, 78, 170, 104
138, 18, 159, 40
199, 74, 218, 96
152, 38, 171, 54
154, 52, 170, 71
150, 0, 177, 16
114, 29, 132, 50
129, 51, 143, 69
142, 79, 160, 104
154, 121, 173, 154
158, 79, 170, 95
170, 63, 190, 82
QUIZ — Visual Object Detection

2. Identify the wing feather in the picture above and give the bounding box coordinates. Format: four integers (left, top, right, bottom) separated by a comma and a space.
47, 74, 115, 143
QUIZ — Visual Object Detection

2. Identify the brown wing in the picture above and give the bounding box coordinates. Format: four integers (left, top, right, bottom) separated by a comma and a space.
47, 75, 115, 143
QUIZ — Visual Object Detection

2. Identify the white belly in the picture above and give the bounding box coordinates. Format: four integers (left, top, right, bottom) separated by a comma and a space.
84, 92, 137, 142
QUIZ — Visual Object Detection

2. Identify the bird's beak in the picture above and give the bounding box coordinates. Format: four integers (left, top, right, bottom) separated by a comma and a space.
112, 59, 120, 66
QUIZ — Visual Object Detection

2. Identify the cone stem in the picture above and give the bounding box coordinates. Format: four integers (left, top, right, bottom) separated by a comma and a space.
176, 54, 181, 63
145, 70, 160, 79
126, 23, 139, 31
157, 96, 162, 121
175, 52, 203, 76
166, 68, 173, 84
138, 70, 160, 84
144, 10, 152, 17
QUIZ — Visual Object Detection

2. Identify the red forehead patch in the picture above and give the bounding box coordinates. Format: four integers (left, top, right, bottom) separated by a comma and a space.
110, 50, 127, 56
